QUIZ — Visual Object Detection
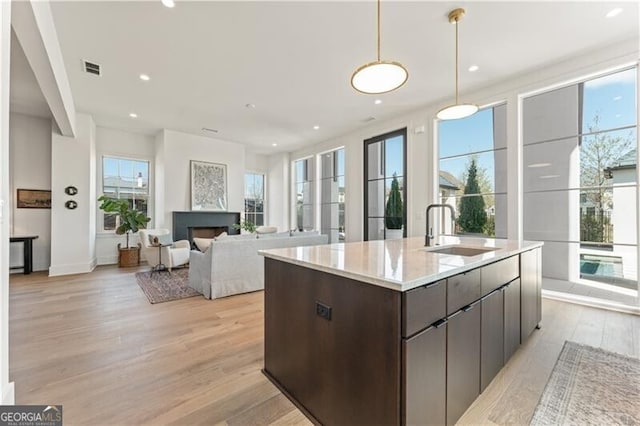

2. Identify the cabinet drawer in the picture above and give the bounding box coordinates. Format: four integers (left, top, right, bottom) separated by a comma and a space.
403, 280, 446, 338
447, 269, 481, 315
481, 255, 519, 296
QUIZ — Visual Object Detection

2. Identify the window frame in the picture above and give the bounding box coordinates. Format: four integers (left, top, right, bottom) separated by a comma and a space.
98, 153, 153, 234
243, 171, 266, 227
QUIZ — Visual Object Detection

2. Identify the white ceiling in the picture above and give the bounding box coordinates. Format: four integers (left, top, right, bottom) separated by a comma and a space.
14, 1, 639, 153
10, 31, 51, 119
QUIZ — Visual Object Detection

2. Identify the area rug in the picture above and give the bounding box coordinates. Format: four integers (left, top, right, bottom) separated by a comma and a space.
530, 341, 640, 425
135, 268, 201, 304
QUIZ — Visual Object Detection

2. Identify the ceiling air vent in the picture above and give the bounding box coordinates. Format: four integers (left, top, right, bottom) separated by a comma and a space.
83, 60, 101, 76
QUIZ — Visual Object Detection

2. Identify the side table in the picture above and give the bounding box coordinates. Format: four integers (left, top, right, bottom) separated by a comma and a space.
151, 243, 172, 275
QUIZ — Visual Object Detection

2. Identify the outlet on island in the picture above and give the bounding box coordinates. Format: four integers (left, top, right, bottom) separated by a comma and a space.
315, 301, 332, 321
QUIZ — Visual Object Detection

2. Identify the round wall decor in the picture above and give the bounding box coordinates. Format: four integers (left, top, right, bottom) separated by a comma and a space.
65, 200, 78, 210
65, 186, 78, 196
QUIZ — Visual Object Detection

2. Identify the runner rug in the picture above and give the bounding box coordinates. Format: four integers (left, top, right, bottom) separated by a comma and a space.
530, 341, 640, 425
135, 268, 201, 304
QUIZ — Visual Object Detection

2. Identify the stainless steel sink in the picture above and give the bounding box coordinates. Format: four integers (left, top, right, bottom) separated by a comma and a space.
423, 246, 498, 257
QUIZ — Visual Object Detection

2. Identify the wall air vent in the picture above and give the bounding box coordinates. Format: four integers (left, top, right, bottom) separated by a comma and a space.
83, 60, 101, 76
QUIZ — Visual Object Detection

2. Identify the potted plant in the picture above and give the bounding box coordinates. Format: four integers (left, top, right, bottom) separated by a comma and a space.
233, 220, 257, 235
385, 174, 404, 239
98, 195, 151, 267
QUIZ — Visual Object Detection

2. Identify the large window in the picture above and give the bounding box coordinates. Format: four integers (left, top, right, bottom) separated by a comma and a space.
295, 158, 315, 231
438, 104, 507, 238
320, 148, 345, 243
244, 173, 265, 226
102, 156, 150, 231
364, 129, 406, 240
523, 67, 637, 304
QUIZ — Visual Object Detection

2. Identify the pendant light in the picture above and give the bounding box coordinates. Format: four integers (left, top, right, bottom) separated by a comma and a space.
351, 0, 408, 94
436, 8, 478, 120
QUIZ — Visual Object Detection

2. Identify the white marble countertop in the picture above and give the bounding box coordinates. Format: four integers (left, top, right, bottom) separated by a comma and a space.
260, 236, 543, 292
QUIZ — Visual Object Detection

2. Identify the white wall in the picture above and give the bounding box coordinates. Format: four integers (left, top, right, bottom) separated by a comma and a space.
49, 113, 97, 276
245, 150, 269, 173
267, 152, 291, 232
0, 0, 13, 405
95, 126, 155, 265
156, 129, 246, 231
9, 112, 52, 272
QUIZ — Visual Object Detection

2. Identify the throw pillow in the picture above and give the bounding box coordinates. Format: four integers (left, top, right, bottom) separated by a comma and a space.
214, 231, 228, 241
256, 226, 278, 234
193, 237, 214, 252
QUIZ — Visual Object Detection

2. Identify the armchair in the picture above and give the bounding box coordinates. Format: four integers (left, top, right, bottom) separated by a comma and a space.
139, 229, 190, 271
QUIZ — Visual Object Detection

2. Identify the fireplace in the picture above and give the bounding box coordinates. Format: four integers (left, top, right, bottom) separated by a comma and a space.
190, 226, 228, 239
172, 211, 241, 244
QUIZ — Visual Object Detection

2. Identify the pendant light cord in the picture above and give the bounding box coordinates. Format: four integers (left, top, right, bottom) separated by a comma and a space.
455, 17, 459, 104
377, 0, 381, 62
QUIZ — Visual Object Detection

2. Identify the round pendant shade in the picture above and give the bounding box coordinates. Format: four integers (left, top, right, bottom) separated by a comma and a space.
351, 61, 408, 95
436, 103, 479, 120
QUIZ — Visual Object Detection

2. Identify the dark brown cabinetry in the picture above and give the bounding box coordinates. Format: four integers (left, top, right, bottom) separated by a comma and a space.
403, 322, 447, 426
403, 280, 446, 337
446, 269, 481, 315
264, 259, 401, 426
446, 302, 481, 426
503, 278, 521, 361
480, 289, 505, 392
264, 248, 542, 426
521, 248, 541, 341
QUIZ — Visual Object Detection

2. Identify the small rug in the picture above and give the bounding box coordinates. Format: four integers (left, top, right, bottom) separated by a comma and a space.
530, 341, 640, 425
135, 268, 201, 304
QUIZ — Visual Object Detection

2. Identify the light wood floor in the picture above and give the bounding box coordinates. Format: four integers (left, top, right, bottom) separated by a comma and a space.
9, 266, 640, 425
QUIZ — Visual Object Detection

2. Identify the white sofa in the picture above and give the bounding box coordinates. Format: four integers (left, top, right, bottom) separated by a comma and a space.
188, 232, 328, 299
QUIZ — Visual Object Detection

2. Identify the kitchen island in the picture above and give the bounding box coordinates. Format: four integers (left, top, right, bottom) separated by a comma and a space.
260, 236, 543, 426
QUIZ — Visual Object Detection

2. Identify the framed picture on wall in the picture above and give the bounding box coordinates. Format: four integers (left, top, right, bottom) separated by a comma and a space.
16, 189, 52, 209
190, 160, 228, 211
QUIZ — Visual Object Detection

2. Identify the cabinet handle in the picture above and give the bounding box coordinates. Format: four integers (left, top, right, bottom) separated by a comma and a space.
462, 304, 474, 312
424, 280, 442, 289
433, 318, 448, 328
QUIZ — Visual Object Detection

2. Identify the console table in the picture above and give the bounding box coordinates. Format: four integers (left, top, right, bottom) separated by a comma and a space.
10, 235, 39, 275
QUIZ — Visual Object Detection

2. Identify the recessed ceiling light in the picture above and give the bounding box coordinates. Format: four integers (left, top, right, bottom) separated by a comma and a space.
313, 125, 320, 130
161, 0, 175, 8
374, 99, 383, 105
468, 65, 479, 72
129, 113, 138, 118
246, 103, 256, 109
613, 95, 622, 101
606, 8, 622, 18
139, 74, 150, 81
527, 163, 551, 168
272, 143, 278, 147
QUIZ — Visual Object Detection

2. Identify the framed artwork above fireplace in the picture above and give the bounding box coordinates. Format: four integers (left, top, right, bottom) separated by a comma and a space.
190, 160, 227, 211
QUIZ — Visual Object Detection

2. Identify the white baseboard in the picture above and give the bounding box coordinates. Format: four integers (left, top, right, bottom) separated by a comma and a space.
97, 255, 118, 265
542, 290, 640, 315
2, 382, 15, 404
49, 258, 97, 277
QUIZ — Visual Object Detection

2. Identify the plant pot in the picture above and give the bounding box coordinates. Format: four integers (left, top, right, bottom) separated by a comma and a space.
386, 228, 404, 240
118, 243, 141, 267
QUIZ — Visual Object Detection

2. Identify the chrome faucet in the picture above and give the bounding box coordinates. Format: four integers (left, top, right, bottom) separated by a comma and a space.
425, 204, 456, 246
